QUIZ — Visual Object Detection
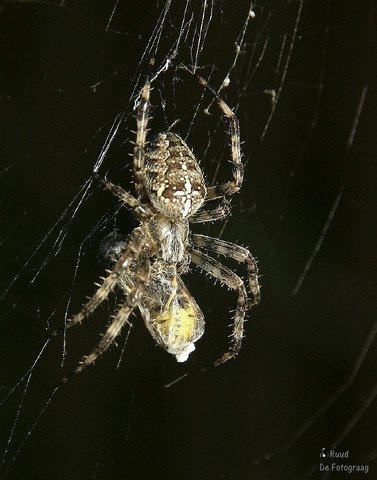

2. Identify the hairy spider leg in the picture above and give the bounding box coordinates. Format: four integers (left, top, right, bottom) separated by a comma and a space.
184, 68, 243, 200
50, 232, 144, 338
191, 233, 260, 306
94, 173, 153, 221
133, 79, 151, 203
60, 250, 150, 384
189, 197, 231, 223
189, 248, 248, 366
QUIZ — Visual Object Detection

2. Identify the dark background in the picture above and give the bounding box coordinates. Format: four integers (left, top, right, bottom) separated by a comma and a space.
0, 1, 376, 479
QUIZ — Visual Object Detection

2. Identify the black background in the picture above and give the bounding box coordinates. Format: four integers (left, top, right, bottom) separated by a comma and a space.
1, 1, 376, 479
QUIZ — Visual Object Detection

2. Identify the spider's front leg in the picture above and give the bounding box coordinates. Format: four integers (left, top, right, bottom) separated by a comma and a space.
51, 231, 144, 338
60, 250, 150, 383
191, 234, 260, 307
189, 248, 248, 366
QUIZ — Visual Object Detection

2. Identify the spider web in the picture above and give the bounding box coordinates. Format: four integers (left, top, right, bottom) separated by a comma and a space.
0, 1, 376, 479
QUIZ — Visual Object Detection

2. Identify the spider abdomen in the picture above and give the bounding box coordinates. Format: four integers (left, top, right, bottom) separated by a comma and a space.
145, 132, 206, 219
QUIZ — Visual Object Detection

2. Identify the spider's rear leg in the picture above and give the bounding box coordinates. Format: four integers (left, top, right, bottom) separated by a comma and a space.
93, 173, 153, 221
189, 198, 231, 224
183, 68, 243, 200
60, 250, 150, 384
189, 248, 248, 366
191, 234, 260, 307
133, 79, 151, 203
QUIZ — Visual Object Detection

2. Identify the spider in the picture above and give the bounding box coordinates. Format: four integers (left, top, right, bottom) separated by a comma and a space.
53, 72, 260, 383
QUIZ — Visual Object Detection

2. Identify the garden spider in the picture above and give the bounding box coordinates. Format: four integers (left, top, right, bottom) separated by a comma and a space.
54, 72, 260, 383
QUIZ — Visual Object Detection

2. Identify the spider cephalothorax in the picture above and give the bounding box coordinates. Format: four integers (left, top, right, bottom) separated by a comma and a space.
53, 73, 260, 382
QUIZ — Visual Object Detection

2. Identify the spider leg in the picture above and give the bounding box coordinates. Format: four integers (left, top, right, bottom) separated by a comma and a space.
189, 198, 231, 224
60, 250, 150, 383
94, 173, 153, 221
186, 69, 243, 200
189, 248, 248, 366
191, 234, 260, 306
51, 231, 144, 338
133, 79, 150, 203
